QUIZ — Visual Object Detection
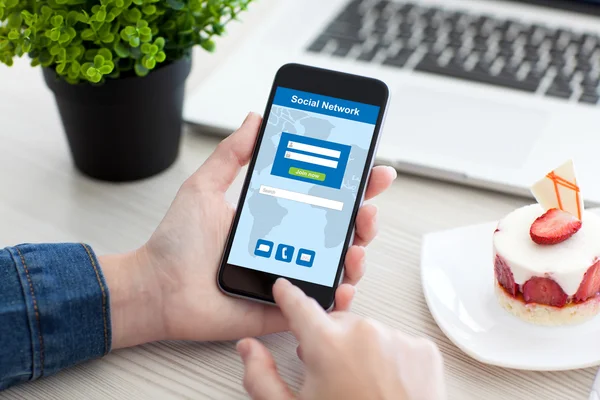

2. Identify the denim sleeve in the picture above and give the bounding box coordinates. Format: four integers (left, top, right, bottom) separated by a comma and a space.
0, 243, 111, 390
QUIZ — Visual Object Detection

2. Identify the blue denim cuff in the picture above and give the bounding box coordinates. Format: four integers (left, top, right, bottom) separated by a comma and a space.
3, 243, 111, 385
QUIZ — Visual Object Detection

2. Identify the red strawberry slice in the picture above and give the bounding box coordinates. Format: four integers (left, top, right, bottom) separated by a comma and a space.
494, 255, 518, 296
522, 277, 568, 307
574, 259, 600, 302
530, 208, 582, 245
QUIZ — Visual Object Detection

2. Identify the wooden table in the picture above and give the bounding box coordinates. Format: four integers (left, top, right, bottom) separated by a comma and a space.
0, 3, 595, 399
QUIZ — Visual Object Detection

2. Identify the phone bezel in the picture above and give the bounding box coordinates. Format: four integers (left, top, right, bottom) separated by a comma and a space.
217, 63, 389, 309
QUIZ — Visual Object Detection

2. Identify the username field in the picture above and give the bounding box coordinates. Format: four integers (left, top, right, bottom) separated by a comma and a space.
287, 141, 341, 158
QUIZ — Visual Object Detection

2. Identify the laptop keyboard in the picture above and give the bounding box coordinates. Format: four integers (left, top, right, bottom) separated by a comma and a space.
307, 0, 600, 105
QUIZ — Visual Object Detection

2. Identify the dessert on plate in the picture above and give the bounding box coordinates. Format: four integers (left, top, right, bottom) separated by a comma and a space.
493, 160, 600, 325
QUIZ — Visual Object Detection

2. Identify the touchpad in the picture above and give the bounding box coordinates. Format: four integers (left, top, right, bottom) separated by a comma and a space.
389, 86, 548, 169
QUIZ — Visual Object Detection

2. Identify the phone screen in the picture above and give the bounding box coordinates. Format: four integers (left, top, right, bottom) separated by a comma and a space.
226, 86, 381, 287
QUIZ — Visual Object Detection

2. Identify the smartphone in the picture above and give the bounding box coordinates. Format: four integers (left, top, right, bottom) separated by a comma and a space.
217, 63, 389, 310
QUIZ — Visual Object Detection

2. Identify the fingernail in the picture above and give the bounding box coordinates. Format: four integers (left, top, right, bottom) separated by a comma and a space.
387, 166, 398, 180
275, 277, 290, 287
236, 339, 251, 360
243, 111, 257, 124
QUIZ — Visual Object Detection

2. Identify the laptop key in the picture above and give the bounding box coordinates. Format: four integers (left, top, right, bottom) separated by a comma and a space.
331, 39, 355, 57
545, 84, 572, 99
357, 43, 386, 62
382, 49, 415, 68
415, 56, 539, 92
579, 93, 599, 104
307, 36, 329, 53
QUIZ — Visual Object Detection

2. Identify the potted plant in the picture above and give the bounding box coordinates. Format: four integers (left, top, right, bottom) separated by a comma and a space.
0, 0, 252, 181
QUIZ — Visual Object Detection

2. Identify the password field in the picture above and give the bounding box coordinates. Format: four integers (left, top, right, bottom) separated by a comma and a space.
284, 151, 338, 168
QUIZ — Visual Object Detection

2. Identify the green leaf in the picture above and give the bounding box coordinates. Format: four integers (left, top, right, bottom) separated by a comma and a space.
166, 0, 184, 10
58, 32, 71, 44
97, 48, 112, 60
21, 11, 35, 26
7, 12, 22, 29
98, 64, 113, 74
101, 33, 114, 43
90, 21, 103, 31
96, 8, 106, 22
200, 39, 215, 52
123, 26, 136, 36
49, 45, 61, 55
89, 73, 102, 83
50, 30, 60, 41
81, 29, 95, 40
81, 62, 93, 73
56, 63, 66, 74
134, 62, 148, 76
142, 5, 156, 15
136, 19, 148, 28
155, 51, 165, 62
66, 46, 81, 60
132, 0, 143, 5
140, 42, 151, 54
6, 0, 19, 7
128, 36, 140, 47
70, 60, 80, 73
51, 15, 64, 27
114, 41, 129, 57
93, 54, 104, 68
126, 8, 142, 23
153, 36, 165, 50
7, 30, 19, 40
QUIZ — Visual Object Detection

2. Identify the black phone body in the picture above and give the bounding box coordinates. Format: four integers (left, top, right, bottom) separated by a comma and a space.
217, 63, 389, 309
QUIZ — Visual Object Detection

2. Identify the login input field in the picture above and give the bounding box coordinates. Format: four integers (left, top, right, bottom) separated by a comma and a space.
287, 141, 341, 158
284, 151, 339, 168
259, 185, 343, 211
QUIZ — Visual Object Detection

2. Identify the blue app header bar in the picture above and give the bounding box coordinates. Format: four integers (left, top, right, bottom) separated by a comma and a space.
273, 87, 380, 125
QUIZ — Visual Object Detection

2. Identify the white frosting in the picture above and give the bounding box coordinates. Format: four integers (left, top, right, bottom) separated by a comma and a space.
493, 204, 600, 295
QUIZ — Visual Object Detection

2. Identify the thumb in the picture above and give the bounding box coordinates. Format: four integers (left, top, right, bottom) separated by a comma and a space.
192, 112, 262, 192
237, 338, 295, 400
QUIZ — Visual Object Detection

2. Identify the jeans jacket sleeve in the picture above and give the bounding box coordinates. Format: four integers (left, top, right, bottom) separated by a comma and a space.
0, 243, 112, 390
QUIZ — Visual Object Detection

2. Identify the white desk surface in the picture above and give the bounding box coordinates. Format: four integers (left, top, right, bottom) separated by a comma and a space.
0, 1, 596, 398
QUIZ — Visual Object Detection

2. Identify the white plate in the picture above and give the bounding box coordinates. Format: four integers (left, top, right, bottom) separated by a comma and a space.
421, 214, 600, 371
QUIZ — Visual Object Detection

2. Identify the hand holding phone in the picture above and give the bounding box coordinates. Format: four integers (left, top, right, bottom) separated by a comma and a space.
237, 279, 447, 400
218, 63, 390, 309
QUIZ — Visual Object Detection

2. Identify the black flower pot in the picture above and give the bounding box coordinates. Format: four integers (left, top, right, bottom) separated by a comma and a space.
43, 58, 192, 182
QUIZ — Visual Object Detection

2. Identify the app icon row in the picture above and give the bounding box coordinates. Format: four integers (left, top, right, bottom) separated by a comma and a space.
254, 239, 315, 268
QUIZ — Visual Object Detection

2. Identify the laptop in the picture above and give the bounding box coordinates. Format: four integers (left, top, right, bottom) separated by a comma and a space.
183, 0, 600, 205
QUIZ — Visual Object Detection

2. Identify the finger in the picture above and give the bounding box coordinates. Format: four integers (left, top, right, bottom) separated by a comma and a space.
343, 245, 366, 285
273, 278, 333, 342
193, 112, 262, 192
353, 204, 378, 247
333, 283, 356, 311
237, 338, 294, 400
364, 165, 396, 201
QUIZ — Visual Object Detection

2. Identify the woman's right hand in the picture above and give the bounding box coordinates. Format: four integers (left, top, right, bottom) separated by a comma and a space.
236, 279, 447, 400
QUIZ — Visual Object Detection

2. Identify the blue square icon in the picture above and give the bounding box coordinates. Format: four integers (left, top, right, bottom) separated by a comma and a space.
296, 249, 316, 268
254, 239, 274, 258
275, 244, 295, 263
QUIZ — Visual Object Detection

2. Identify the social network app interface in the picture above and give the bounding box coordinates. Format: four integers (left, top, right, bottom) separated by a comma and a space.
227, 87, 380, 287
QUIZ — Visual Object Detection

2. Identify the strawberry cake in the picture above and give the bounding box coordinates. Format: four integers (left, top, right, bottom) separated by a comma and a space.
493, 160, 600, 325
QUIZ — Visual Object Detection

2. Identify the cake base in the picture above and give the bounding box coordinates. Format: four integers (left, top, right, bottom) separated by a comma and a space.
495, 281, 600, 326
